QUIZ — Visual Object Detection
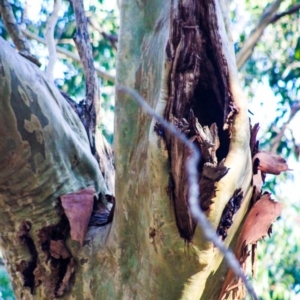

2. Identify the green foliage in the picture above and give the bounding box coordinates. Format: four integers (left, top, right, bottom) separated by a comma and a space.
0, 267, 15, 300
235, 0, 300, 158
230, 1, 300, 298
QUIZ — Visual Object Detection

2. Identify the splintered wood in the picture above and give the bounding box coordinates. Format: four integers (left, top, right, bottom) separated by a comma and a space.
161, 0, 233, 241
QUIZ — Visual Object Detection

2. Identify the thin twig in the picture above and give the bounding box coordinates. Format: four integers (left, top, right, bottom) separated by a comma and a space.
117, 85, 258, 300
71, 0, 100, 159
270, 101, 300, 154
45, 0, 61, 82
21, 28, 115, 83
270, 3, 300, 23
0, 0, 40, 66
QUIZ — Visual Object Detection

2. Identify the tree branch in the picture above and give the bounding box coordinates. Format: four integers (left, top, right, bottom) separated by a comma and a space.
88, 17, 118, 50
270, 3, 300, 23
21, 28, 115, 83
282, 61, 300, 79
71, 0, 101, 161
236, 0, 300, 70
270, 101, 300, 154
45, 0, 61, 82
0, 0, 40, 66
117, 85, 258, 300
236, 1, 300, 70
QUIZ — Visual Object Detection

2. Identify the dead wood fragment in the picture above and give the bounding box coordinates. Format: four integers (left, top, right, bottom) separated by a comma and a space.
161, 0, 233, 241
37, 215, 74, 298
200, 161, 229, 211
217, 189, 243, 240
56, 258, 75, 297
167, 124, 197, 241
250, 123, 260, 156
191, 113, 229, 210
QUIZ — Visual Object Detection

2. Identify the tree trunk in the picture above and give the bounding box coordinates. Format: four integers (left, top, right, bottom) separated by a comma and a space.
0, 0, 254, 299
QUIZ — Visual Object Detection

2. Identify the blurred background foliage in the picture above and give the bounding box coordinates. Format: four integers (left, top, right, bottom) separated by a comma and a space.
0, 0, 299, 299
0, 258, 14, 300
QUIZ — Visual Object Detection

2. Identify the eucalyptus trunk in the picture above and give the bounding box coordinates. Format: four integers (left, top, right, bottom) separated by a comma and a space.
0, 0, 253, 299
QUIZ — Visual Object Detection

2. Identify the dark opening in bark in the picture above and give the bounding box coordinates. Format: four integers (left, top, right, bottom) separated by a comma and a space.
161, 0, 235, 241
16, 221, 38, 294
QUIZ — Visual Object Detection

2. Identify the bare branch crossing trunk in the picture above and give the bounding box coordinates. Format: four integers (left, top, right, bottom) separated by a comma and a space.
0, 0, 286, 299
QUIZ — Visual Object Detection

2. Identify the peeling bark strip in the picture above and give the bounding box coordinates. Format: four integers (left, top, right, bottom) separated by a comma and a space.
218, 193, 283, 300
162, 0, 233, 240
60, 187, 95, 246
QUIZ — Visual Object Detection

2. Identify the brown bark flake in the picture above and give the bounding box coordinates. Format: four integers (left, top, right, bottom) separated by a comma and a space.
218, 193, 283, 300
253, 151, 289, 175
60, 186, 95, 246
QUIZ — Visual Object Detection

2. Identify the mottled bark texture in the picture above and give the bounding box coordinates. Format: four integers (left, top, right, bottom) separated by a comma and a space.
1, 0, 254, 299
115, 0, 252, 299
0, 39, 112, 299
